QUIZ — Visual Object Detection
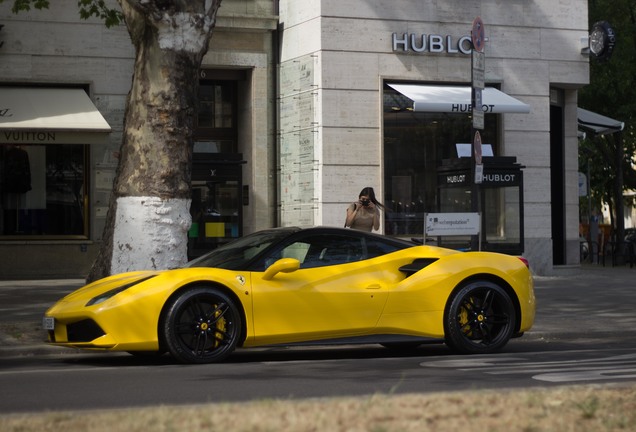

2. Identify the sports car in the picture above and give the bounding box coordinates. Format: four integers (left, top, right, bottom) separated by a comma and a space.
43, 226, 535, 364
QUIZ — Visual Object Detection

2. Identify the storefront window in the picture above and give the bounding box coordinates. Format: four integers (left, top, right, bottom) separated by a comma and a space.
438, 184, 473, 249
436, 158, 524, 253
198, 82, 234, 128
196, 79, 237, 155
189, 72, 242, 258
484, 186, 521, 246
437, 182, 521, 251
383, 83, 498, 238
0, 144, 88, 238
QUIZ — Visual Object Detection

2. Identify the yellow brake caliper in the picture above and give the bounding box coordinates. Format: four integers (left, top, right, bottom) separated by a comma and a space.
458, 297, 474, 337
214, 305, 226, 348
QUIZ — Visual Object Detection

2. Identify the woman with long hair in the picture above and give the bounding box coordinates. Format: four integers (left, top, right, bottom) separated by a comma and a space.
345, 187, 384, 232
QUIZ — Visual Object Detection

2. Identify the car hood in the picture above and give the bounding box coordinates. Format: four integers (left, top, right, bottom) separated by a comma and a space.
55, 271, 163, 304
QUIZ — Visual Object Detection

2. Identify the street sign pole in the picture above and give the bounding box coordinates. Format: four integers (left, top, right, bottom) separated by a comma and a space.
471, 16, 485, 251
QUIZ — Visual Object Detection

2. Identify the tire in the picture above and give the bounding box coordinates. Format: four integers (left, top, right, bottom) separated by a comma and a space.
444, 281, 516, 354
162, 287, 241, 364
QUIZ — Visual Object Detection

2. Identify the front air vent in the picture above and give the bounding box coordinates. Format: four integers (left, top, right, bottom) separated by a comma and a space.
67, 319, 106, 342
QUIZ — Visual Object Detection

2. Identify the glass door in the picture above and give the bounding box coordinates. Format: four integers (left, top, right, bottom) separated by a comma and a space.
188, 155, 244, 259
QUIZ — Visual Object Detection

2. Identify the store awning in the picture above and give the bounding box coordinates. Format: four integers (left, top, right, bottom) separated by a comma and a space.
0, 87, 111, 144
577, 107, 624, 136
388, 84, 531, 114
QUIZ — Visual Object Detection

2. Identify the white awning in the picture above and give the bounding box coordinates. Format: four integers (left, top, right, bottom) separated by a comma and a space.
388, 84, 531, 114
0, 87, 111, 144
577, 107, 624, 136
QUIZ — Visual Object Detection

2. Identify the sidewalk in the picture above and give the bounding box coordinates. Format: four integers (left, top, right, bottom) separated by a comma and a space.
0, 278, 86, 290
0, 279, 85, 358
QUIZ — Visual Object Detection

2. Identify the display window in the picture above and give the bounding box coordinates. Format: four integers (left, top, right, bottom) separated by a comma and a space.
437, 173, 523, 254
188, 72, 243, 258
0, 143, 88, 238
196, 78, 238, 152
383, 83, 499, 238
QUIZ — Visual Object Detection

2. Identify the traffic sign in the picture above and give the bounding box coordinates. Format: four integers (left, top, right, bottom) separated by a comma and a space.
472, 17, 485, 52
471, 17, 486, 130
472, 51, 485, 88
474, 130, 483, 184
473, 130, 483, 165
472, 88, 484, 129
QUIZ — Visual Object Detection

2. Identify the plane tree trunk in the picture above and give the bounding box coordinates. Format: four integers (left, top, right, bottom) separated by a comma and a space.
88, 0, 222, 282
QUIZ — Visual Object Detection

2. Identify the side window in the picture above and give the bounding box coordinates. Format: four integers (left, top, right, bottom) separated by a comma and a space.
261, 241, 311, 270
281, 242, 310, 262
365, 238, 406, 259
259, 234, 368, 270
301, 235, 366, 267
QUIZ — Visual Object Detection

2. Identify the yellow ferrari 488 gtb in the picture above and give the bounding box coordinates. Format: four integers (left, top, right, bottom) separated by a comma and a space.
44, 227, 535, 364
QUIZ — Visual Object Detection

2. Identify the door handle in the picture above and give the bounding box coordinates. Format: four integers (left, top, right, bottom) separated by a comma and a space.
366, 284, 382, 290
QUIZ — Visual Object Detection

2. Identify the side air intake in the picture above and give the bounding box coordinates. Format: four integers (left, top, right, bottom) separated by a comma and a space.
399, 258, 438, 277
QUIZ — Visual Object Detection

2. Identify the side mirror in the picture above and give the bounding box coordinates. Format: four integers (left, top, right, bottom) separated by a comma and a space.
262, 258, 300, 281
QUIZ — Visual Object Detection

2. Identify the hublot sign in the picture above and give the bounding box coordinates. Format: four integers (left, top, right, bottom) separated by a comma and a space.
483, 173, 516, 184
442, 171, 519, 186
392, 33, 473, 54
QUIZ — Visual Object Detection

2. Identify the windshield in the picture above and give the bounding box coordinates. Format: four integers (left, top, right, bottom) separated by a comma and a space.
184, 228, 300, 270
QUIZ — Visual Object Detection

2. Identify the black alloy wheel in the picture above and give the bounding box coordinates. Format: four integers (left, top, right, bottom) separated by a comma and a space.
444, 281, 516, 354
162, 287, 241, 364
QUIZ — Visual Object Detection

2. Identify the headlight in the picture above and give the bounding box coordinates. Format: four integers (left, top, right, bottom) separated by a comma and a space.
86, 275, 156, 306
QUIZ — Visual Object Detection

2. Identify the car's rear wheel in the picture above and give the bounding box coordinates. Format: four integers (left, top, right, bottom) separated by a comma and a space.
162, 287, 241, 364
444, 281, 515, 354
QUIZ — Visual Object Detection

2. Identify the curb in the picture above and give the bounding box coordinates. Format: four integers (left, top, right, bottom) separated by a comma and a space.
0, 344, 80, 359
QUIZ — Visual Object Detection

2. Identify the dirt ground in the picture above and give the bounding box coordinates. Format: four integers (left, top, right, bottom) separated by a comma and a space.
1, 384, 635, 431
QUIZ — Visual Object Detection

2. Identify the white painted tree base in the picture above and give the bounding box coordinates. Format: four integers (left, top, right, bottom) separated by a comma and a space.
111, 196, 191, 274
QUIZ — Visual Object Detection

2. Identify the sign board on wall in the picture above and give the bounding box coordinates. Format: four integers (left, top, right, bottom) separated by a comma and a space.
579, 172, 588, 196
425, 213, 481, 236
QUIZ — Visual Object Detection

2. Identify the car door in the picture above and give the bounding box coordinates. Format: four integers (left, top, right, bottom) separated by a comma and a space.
249, 233, 390, 345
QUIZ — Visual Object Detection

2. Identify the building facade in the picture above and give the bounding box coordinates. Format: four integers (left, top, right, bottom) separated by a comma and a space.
0, 0, 278, 278
276, 0, 589, 275
0, 0, 589, 278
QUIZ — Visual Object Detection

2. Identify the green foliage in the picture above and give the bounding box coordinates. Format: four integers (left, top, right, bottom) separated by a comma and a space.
1, 0, 123, 27
7, 0, 49, 13
78, 0, 123, 28
579, 0, 636, 223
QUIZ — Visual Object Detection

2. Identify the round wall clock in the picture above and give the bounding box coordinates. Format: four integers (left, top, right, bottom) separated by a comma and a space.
589, 21, 616, 62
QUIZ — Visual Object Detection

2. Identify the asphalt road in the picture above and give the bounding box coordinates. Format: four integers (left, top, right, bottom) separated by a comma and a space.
1, 265, 636, 414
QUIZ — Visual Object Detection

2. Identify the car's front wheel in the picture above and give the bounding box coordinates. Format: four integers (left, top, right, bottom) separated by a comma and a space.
444, 281, 516, 354
162, 287, 241, 364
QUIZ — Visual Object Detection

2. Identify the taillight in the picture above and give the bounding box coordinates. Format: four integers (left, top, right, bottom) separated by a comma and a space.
518, 257, 529, 268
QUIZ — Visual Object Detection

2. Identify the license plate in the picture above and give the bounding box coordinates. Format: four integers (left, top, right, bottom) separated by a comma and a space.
42, 316, 55, 331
